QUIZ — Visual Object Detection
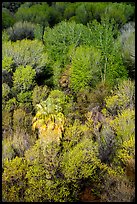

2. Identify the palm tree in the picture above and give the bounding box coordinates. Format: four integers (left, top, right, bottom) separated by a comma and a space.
32, 95, 66, 144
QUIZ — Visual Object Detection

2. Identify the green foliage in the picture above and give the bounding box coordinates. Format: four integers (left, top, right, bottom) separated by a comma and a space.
2, 30, 10, 42
120, 22, 135, 78
24, 139, 45, 164
13, 108, 33, 134
12, 65, 36, 94
2, 2, 135, 202
33, 24, 43, 41
103, 3, 134, 26
2, 83, 10, 101
64, 3, 77, 20
2, 139, 16, 164
110, 108, 135, 161
15, 3, 50, 27
2, 8, 15, 29
75, 3, 93, 24
2, 2, 23, 13
7, 21, 35, 41
17, 91, 32, 103
32, 85, 50, 107
105, 79, 135, 115
2, 39, 49, 76
12, 108, 36, 156
2, 157, 28, 202
62, 138, 100, 181
4, 97, 17, 112
2, 110, 13, 139
44, 21, 91, 64
70, 45, 100, 93
88, 17, 128, 85
2, 57, 14, 73
100, 172, 135, 202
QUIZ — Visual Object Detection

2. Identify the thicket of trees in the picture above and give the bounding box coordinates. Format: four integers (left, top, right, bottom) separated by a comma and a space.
2, 2, 135, 202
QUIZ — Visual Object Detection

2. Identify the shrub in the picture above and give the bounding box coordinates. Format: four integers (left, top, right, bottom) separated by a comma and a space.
32, 85, 50, 107
2, 157, 28, 202
61, 138, 100, 182
2, 30, 9, 42
120, 22, 135, 79
2, 110, 13, 139
2, 139, 16, 164
100, 173, 135, 202
2, 83, 11, 101
7, 21, 35, 41
12, 108, 36, 156
110, 108, 135, 165
2, 8, 15, 29
105, 79, 135, 116
2, 39, 49, 76
12, 65, 36, 94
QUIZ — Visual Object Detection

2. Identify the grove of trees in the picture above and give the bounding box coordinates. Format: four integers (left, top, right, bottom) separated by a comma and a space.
2, 2, 135, 202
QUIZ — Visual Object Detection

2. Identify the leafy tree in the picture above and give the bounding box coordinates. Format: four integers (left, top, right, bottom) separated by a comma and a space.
2, 57, 14, 73
75, 3, 93, 24
64, 3, 77, 20
88, 17, 128, 85
70, 45, 101, 93
4, 97, 18, 112
2, 56, 14, 90
44, 21, 91, 64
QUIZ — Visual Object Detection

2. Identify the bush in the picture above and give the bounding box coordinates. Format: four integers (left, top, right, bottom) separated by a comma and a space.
110, 108, 135, 165
2, 157, 28, 202
2, 39, 49, 76
32, 85, 50, 107
120, 22, 135, 78
12, 65, 36, 94
7, 21, 35, 41
105, 79, 135, 116
2, 83, 11, 101
2, 30, 9, 42
2, 139, 16, 164
61, 138, 100, 182
2, 8, 15, 29
2, 110, 13, 139
12, 108, 36, 156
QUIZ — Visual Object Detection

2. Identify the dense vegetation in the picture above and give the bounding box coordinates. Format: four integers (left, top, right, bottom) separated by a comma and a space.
2, 2, 135, 202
